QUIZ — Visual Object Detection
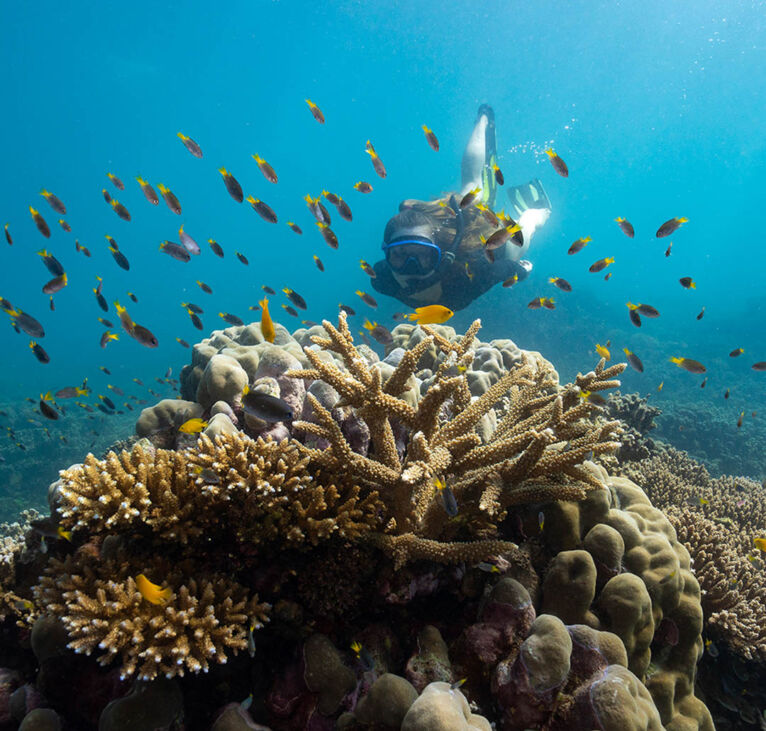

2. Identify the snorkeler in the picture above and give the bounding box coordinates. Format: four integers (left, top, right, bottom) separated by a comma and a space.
372, 105, 552, 311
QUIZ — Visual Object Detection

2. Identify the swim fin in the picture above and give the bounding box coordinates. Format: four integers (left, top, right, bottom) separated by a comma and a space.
506, 178, 551, 220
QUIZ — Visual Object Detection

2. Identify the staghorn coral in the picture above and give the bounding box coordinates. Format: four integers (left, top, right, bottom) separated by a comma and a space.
288, 313, 625, 562
34, 553, 269, 681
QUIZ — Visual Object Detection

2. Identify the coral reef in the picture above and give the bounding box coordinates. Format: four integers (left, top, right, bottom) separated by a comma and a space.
0, 316, 721, 729
619, 447, 766, 663
606, 390, 662, 461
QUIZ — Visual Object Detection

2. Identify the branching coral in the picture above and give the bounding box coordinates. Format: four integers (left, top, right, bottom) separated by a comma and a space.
34, 554, 269, 680
58, 432, 383, 548
288, 314, 625, 563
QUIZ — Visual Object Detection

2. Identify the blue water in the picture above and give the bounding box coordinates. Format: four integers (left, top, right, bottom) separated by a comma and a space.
1, 1, 765, 515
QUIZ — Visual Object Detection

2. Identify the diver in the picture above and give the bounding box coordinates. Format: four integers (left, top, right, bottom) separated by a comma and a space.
372, 105, 552, 312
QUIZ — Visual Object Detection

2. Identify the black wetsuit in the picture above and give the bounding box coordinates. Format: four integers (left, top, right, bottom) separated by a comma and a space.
372, 252, 529, 312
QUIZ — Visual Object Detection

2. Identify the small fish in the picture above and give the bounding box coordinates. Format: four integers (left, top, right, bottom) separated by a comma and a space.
158, 184, 182, 214
545, 148, 568, 177
135, 574, 172, 605
127, 292, 138, 304
262, 286, 276, 295
29, 207, 51, 238
260, 298, 275, 343
177, 132, 203, 158
737, 411, 745, 428
219, 312, 244, 326
30, 340, 50, 364
48, 296, 55, 311
502, 274, 519, 288
100, 393, 116, 410
42, 273, 67, 294
110, 199, 131, 221
656, 217, 688, 238
136, 177, 159, 205
627, 302, 660, 318
363, 319, 393, 345
549, 277, 572, 292
696, 307, 705, 320
493, 163, 504, 185
38, 249, 65, 276
724, 388, 730, 399
242, 386, 293, 422
615, 217, 634, 238
700, 377, 707, 388
208, 239, 224, 258
197, 280, 213, 294
160, 240, 191, 262
313, 255, 325, 272
252, 154, 278, 183
305, 99, 325, 124
705, 639, 719, 658
460, 187, 481, 209
4, 223, 12, 245
102, 188, 112, 203
108, 383, 125, 396
109, 245, 130, 271
39, 394, 58, 420
282, 304, 298, 317
301, 320, 317, 327
339, 304, 356, 316
188, 311, 203, 330
355, 290, 378, 309
246, 196, 278, 223
248, 304, 261, 312
317, 222, 339, 249
657, 381, 664, 392
406, 304, 453, 324
323, 190, 340, 206
218, 167, 244, 203
679, 277, 696, 289
729, 347, 744, 357
664, 242, 673, 257
176, 337, 190, 348
567, 236, 591, 255
305, 194, 331, 224
434, 477, 458, 517
628, 309, 641, 328
464, 262, 474, 281
178, 417, 208, 434
589, 256, 614, 273
75, 240, 91, 257
350, 640, 375, 671
752, 362, 766, 372
623, 348, 644, 373
332, 197, 352, 222
99, 366, 111, 375
107, 172, 124, 189
283, 288, 307, 310
100, 330, 118, 348
365, 140, 387, 178
40, 189, 66, 214
538, 510, 545, 532
236, 251, 249, 265
595, 343, 611, 360
354, 181, 373, 193
475, 203, 499, 227
579, 390, 607, 405
476, 561, 501, 574
58, 219, 71, 232
754, 537, 766, 552
422, 124, 439, 151
55, 385, 88, 399
179, 225, 201, 255
669, 357, 706, 374
287, 221, 303, 235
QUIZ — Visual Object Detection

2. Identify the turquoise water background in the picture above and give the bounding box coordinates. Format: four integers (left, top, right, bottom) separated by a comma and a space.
1, 1, 764, 517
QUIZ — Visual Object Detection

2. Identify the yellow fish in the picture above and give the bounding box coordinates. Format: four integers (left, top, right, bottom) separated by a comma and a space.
406, 305, 454, 325
178, 417, 208, 434
754, 537, 766, 553
135, 574, 172, 605
260, 297, 275, 343
595, 343, 610, 360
